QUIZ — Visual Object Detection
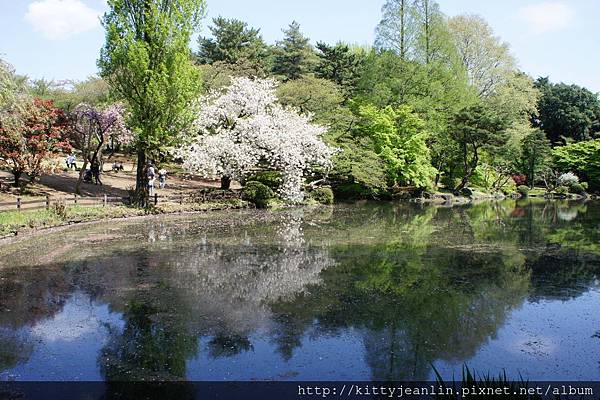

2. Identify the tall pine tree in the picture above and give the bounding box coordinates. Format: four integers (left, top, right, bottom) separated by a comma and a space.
272, 21, 315, 80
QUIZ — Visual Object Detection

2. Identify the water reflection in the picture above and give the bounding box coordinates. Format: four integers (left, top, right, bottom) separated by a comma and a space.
0, 200, 599, 381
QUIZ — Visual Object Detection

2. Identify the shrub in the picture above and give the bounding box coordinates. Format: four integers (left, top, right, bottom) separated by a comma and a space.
554, 185, 569, 195
309, 187, 334, 205
553, 139, 600, 191
334, 182, 382, 200
245, 171, 282, 190
557, 172, 579, 187
517, 185, 530, 197
570, 182, 586, 195
51, 200, 68, 219
512, 174, 527, 186
242, 181, 275, 208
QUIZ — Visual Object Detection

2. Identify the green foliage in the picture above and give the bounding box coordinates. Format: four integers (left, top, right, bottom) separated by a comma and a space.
196, 17, 267, 74
570, 182, 586, 195
276, 76, 344, 123
309, 187, 334, 205
328, 137, 389, 197
534, 77, 600, 143
519, 128, 552, 188
272, 21, 315, 80
552, 139, 600, 190
29, 77, 111, 111
334, 182, 380, 200
245, 171, 282, 190
450, 104, 509, 191
98, 0, 205, 195
517, 185, 529, 197
554, 186, 569, 195
242, 181, 276, 208
447, 15, 516, 97
356, 104, 436, 188
315, 42, 364, 97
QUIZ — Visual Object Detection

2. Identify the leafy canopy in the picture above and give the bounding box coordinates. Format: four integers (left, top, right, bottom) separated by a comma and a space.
98, 0, 205, 153
356, 104, 436, 188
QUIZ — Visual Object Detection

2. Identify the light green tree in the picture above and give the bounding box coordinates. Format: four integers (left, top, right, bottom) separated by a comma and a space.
448, 15, 516, 97
98, 0, 205, 202
356, 104, 436, 188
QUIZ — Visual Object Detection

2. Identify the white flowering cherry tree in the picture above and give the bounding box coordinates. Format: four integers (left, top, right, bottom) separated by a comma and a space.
175, 77, 336, 201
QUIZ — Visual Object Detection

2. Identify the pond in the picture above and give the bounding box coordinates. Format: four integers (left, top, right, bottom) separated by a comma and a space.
0, 200, 599, 382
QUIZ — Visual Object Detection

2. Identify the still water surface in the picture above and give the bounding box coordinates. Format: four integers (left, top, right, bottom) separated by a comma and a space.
0, 200, 599, 381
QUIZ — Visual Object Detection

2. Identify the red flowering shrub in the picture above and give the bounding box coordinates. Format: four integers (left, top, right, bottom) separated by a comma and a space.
512, 174, 527, 186
0, 98, 71, 186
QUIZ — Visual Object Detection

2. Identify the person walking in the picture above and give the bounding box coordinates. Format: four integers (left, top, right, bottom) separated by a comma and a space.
158, 168, 167, 189
147, 164, 156, 196
66, 154, 76, 170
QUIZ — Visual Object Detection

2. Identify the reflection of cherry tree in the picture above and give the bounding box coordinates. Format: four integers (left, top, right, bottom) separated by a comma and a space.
168, 210, 335, 338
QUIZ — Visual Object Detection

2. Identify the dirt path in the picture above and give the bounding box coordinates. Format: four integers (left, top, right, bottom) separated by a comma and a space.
0, 159, 239, 204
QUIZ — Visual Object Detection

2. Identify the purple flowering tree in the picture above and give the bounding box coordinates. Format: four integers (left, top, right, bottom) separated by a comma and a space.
69, 103, 132, 193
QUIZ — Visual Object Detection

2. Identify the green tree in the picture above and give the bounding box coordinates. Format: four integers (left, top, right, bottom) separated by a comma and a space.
356, 104, 436, 188
315, 42, 363, 97
450, 104, 508, 191
552, 139, 600, 190
448, 15, 516, 97
375, 0, 418, 60
98, 0, 205, 202
272, 21, 315, 80
534, 77, 600, 144
196, 17, 267, 73
276, 76, 345, 123
519, 129, 552, 188
0, 59, 28, 135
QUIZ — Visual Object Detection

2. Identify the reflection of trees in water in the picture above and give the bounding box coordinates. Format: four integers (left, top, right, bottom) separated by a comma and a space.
0, 329, 33, 372
269, 203, 532, 380
528, 253, 600, 301
1, 202, 600, 380
0, 264, 73, 329
95, 208, 335, 380
339, 245, 528, 381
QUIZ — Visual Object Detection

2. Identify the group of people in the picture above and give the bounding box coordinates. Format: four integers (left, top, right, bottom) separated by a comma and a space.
147, 164, 168, 196
67, 154, 168, 192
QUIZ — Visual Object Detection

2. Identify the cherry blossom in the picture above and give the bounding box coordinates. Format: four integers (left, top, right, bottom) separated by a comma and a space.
176, 77, 336, 201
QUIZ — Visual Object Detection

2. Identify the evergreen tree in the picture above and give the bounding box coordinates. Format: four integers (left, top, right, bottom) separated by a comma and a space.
534, 77, 600, 144
315, 42, 363, 97
519, 129, 552, 188
272, 21, 315, 80
196, 17, 267, 72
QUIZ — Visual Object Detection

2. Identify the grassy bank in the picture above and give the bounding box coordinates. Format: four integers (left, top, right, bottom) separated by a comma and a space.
0, 200, 249, 237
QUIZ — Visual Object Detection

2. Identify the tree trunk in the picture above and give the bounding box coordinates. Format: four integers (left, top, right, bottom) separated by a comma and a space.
399, 0, 406, 61
12, 170, 22, 187
135, 148, 148, 206
221, 176, 231, 190
75, 159, 88, 195
455, 144, 478, 192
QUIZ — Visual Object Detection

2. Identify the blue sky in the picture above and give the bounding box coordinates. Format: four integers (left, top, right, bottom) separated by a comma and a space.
1, 0, 598, 92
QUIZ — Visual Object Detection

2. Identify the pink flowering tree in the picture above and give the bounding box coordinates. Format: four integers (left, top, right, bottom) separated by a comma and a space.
69, 103, 132, 193
175, 77, 336, 201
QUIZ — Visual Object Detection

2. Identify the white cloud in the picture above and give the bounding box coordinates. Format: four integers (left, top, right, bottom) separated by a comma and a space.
516, 1, 575, 35
25, 0, 102, 40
